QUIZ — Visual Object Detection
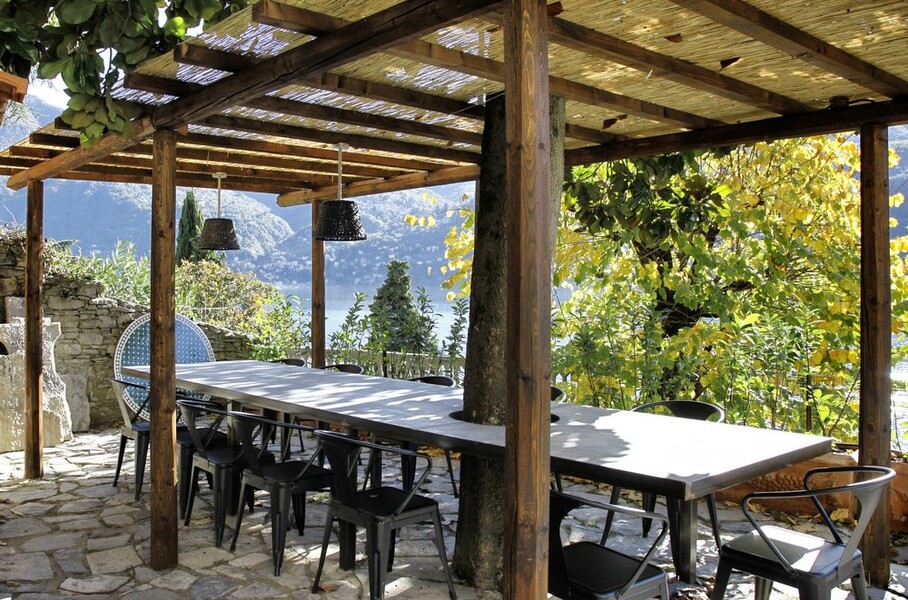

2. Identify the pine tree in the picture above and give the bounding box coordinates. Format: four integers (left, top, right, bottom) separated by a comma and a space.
368, 260, 436, 353
176, 190, 214, 264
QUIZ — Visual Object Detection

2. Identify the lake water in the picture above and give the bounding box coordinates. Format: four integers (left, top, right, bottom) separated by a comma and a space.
275, 283, 460, 341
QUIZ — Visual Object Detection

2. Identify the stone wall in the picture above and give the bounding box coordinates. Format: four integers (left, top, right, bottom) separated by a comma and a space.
0, 235, 253, 431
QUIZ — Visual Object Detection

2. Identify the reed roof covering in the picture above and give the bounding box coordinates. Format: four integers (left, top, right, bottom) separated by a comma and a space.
2, 0, 908, 203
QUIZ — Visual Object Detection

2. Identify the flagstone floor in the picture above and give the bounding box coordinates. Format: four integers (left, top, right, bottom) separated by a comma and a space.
2, 430, 908, 599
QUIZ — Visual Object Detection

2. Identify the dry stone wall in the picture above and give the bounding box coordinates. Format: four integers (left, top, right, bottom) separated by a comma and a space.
0, 236, 253, 431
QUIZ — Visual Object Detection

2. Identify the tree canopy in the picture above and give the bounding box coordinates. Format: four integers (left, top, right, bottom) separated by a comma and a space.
0, 0, 246, 143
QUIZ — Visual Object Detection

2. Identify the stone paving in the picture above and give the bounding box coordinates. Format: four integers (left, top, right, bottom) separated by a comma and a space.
1, 430, 908, 599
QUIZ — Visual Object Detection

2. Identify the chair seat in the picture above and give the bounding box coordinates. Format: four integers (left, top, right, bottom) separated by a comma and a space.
345, 486, 438, 518
177, 428, 227, 447
722, 526, 857, 578
251, 462, 332, 486
564, 542, 668, 599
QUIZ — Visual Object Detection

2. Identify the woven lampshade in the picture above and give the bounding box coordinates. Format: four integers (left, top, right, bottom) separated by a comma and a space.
313, 200, 367, 241
199, 217, 240, 250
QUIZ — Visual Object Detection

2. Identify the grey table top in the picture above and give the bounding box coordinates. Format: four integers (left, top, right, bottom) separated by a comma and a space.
124, 359, 832, 501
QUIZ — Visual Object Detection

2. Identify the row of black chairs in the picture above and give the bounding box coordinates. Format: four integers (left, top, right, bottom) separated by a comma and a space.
112, 375, 896, 600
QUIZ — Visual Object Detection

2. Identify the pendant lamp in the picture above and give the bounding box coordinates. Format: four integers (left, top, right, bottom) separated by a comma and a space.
198, 171, 240, 250
313, 143, 367, 241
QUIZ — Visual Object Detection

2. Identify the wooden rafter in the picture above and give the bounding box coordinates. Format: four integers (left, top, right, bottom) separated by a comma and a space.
173, 43, 621, 145
252, 0, 724, 129
277, 164, 479, 205
7, 0, 498, 191
566, 98, 908, 164
669, 0, 908, 99
487, 12, 813, 114
124, 72, 483, 146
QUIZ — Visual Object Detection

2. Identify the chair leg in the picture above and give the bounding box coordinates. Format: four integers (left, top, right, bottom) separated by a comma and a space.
312, 512, 335, 594
601, 485, 623, 544
178, 445, 194, 520
641, 491, 657, 537
372, 524, 392, 600
184, 465, 200, 525
213, 467, 228, 547
113, 435, 128, 486
229, 480, 248, 552
754, 577, 773, 600
272, 487, 291, 576
851, 567, 869, 600
291, 491, 305, 536
710, 558, 732, 600
134, 431, 150, 501
432, 511, 457, 600
706, 493, 722, 550
444, 450, 459, 498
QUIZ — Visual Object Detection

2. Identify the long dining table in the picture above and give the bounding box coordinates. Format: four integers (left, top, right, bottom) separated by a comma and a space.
123, 359, 832, 582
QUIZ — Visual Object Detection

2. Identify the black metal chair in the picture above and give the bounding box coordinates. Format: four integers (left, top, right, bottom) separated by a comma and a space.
175, 394, 230, 520
227, 411, 333, 575
271, 358, 307, 366
321, 363, 365, 374
312, 430, 457, 600
711, 465, 895, 600
549, 489, 670, 600
110, 379, 153, 500
602, 400, 725, 547
179, 400, 254, 547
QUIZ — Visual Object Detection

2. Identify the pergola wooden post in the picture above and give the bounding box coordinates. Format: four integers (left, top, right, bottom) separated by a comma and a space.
24, 179, 44, 479
502, 0, 552, 597
311, 199, 326, 367
149, 129, 179, 569
859, 122, 892, 585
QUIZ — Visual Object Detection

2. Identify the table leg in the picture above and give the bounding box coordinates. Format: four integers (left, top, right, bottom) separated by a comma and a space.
666, 496, 697, 583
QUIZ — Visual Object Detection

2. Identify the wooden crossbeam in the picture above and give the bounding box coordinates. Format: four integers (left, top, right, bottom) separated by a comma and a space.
486, 12, 812, 114
152, 0, 501, 130
199, 114, 480, 163
124, 72, 483, 146
566, 98, 908, 164
278, 164, 479, 205
253, 0, 723, 129
669, 0, 908, 98
173, 43, 623, 144
7, 0, 497, 191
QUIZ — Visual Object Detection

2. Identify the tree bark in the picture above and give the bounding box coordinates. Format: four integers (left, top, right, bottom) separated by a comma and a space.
452, 94, 565, 589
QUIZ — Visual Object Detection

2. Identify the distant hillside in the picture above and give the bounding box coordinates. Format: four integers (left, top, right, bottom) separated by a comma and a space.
1, 96, 907, 298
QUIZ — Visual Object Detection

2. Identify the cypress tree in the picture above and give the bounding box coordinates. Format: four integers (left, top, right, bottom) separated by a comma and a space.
176, 190, 212, 264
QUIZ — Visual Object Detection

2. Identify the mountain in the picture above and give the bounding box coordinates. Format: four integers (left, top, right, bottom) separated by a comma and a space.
0, 96, 472, 297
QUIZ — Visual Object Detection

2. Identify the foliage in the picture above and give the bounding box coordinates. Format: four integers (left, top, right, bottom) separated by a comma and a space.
329, 292, 371, 360
368, 260, 437, 354
176, 190, 217, 264
0, 0, 247, 144
442, 297, 469, 358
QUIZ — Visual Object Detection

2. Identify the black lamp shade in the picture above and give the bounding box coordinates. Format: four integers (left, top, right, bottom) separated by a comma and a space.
198, 218, 240, 250
313, 200, 367, 241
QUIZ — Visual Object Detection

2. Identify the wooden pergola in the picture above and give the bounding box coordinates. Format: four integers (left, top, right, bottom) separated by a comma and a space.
3, 0, 908, 597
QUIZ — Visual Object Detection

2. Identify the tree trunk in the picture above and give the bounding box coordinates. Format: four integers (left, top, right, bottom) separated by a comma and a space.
452, 94, 565, 589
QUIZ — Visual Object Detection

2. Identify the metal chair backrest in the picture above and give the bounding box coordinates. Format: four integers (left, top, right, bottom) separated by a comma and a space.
114, 313, 215, 420
175, 399, 229, 460
551, 386, 566, 403
632, 399, 724, 422
271, 358, 307, 367
743, 465, 895, 574
111, 379, 149, 426
321, 363, 364, 374
409, 375, 455, 387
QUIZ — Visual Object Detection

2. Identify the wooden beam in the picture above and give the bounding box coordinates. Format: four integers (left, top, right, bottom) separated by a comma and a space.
0, 71, 28, 102
24, 179, 43, 480
566, 98, 908, 164
311, 200, 326, 368
503, 0, 551, 597
518, 12, 812, 114
173, 43, 623, 144
152, 0, 501, 130
11, 145, 341, 186
199, 114, 479, 164
669, 0, 908, 98
278, 165, 479, 205
124, 72, 483, 146
149, 130, 178, 570
252, 0, 723, 129
7, 117, 155, 191
858, 122, 891, 586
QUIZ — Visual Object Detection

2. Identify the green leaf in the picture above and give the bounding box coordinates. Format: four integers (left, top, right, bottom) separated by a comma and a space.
58, 0, 100, 25
37, 56, 71, 79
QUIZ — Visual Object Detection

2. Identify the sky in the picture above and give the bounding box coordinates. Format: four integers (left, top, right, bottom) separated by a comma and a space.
28, 78, 68, 109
